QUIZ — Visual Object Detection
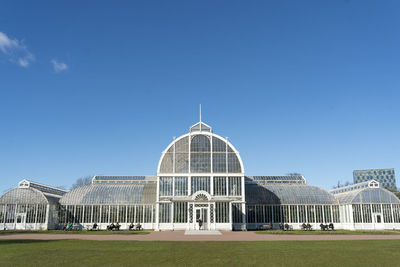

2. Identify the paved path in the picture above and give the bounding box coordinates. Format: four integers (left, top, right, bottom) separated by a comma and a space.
2, 231, 400, 241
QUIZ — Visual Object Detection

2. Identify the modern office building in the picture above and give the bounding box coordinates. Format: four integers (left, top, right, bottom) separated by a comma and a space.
1, 120, 400, 231
353, 168, 396, 190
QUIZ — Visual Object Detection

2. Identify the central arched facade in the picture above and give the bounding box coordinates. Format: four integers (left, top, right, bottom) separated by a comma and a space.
155, 121, 246, 230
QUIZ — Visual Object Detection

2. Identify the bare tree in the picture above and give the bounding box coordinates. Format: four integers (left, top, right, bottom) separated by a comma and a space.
333, 180, 352, 189
71, 176, 92, 190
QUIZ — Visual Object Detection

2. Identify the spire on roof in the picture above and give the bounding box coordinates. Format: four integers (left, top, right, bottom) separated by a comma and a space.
199, 104, 202, 122
189, 104, 212, 133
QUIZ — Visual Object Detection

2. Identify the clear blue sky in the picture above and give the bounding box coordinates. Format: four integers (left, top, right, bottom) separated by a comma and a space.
1, 0, 399, 193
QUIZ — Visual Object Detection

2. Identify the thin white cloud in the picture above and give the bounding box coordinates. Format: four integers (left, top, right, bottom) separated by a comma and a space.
0, 32, 35, 67
51, 59, 68, 72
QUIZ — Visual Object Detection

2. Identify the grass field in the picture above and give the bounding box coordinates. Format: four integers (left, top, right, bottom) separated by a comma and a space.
255, 229, 400, 235
0, 230, 150, 235
1, 239, 400, 266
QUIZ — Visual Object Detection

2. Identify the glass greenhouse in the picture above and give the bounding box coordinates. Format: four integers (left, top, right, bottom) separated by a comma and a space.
1, 121, 399, 231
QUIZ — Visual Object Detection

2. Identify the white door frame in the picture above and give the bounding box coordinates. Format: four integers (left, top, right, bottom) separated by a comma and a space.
193, 203, 209, 230
372, 212, 384, 229
15, 213, 26, 230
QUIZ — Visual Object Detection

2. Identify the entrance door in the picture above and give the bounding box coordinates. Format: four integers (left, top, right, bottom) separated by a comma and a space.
15, 213, 26, 230
373, 213, 384, 230
195, 207, 208, 230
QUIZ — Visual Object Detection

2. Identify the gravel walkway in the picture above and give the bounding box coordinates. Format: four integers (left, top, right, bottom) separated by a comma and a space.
2, 231, 400, 241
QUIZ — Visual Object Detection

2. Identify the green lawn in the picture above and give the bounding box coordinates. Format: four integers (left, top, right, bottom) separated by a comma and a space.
255, 229, 400, 235
1, 239, 400, 266
0, 230, 149, 235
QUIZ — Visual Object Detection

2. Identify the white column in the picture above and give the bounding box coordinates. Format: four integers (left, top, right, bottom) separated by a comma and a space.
391, 204, 394, 225
142, 206, 145, 224
171, 203, 174, 229
14, 204, 17, 230
91, 205, 94, 223
125, 205, 128, 224
188, 176, 191, 196
172, 177, 175, 197
210, 176, 214, 195
45, 204, 50, 230
226, 177, 229, 197
82, 206, 85, 225
241, 176, 245, 202
73, 205, 76, 224
313, 205, 316, 227
229, 202, 233, 229
107, 205, 110, 223
305, 206, 308, 223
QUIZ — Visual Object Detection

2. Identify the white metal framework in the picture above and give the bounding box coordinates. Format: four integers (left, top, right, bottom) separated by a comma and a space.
1, 122, 400, 231
156, 121, 245, 231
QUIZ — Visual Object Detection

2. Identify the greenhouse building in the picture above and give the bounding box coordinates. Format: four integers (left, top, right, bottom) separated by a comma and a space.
1, 121, 400, 231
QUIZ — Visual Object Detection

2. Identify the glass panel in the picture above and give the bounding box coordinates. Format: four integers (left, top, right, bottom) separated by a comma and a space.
232, 203, 242, 223
173, 202, 188, 223
228, 153, 241, 173
213, 177, 227, 196
175, 137, 188, 152
175, 153, 189, 173
212, 153, 226, 173
228, 177, 242, 196
191, 177, 210, 194
159, 177, 173, 196
212, 137, 226, 152
190, 153, 211, 173
191, 135, 210, 152
160, 153, 173, 173
174, 177, 188, 196
159, 203, 171, 223
216, 202, 229, 223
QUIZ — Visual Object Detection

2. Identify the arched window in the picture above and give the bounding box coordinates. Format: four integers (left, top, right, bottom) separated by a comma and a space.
190, 135, 211, 173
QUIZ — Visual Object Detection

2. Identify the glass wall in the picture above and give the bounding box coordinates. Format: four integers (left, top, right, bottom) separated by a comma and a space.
0, 204, 48, 224
159, 203, 171, 223
58, 205, 155, 224
159, 177, 173, 196
216, 202, 229, 223
213, 177, 226, 196
246, 204, 341, 224
228, 177, 242, 196
159, 134, 242, 174
174, 177, 188, 196
173, 202, 188, 223
191, 177, 210, 193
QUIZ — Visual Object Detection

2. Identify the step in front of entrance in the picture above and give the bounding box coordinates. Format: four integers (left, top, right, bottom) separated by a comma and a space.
184, 230, 222, 235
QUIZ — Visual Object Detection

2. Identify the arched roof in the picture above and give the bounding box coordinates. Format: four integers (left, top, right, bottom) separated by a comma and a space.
245, 184, 338, 205
157, 123, 244, 174
0, 188, 52, 205
60, 183, 156, 205
335, 187, 400, 204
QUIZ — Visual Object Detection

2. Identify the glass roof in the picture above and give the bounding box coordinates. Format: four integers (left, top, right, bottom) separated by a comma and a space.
335, 188, 400, 204
159, 134, 243, 174
245, 184, 338, 205
60, 183, 157, 205
0, 188, 57, 205
92, 176, 156, 184
246, 176, 306, 184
